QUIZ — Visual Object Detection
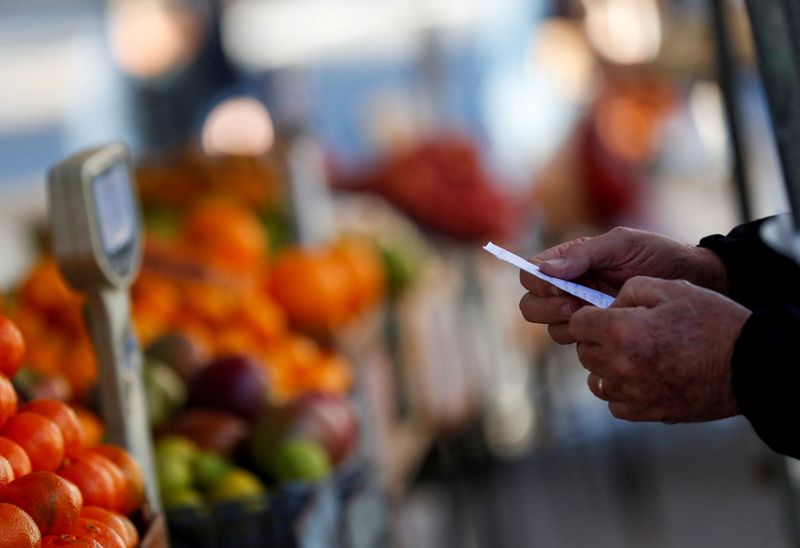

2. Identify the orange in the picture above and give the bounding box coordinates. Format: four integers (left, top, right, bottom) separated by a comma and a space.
60, 340, 97, 402
0, 315, 25, 379
0, 374, 17, 429
0, 471, 83, 535
313, 353, 353, 396
329, 237, 386, 313
181, 197, 268, 273
235, 295, 287, 344
1, 412, 64, 472
83, 452, 126, 512
68, 518, 125, 548
21, 400, 83, 458
0, 436, 32, 478
80, 507, 138, 548
90, 446, 144, 516
42, 534, 102, 547
58, 453, 119, 511
71, 407, 104, 449
0, 455, 14, 485
0, 502, 41, 548
270, 249, 353, 331
18, 260, 82, 312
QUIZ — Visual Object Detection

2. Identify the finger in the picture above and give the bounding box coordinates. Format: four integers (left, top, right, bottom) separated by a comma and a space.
519, 293, 582, 324
548, 323, 576, 345
575, 341, 619, 377
587, 373, 607, 401
537, 229, 631, 280
608, 401, 656, 421
520, 269, 563, 296
611, 276, 672, 309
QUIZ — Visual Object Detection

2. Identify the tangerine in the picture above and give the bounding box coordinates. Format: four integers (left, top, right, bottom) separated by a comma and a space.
0, 471, 83, 535
42, 534, 102, 547
270, 249, 353, 331
0, 455, 14, 485
0, 316, 25, 379
0, 502, 41, 548
329, 237, 385, 312
57, 453, 119, 511
0, 436, 32, 478
0, 375, 17, 429
68, 518, 125, 548
89, 446, 144, 516
71, 407, 104, 449
80, 507, 138, 548
21, 400, 83, 458
0, 412, 65, 472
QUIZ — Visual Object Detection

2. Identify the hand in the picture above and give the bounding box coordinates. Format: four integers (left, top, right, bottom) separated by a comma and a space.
519, 227, 728, 344
568, 276, 751, 423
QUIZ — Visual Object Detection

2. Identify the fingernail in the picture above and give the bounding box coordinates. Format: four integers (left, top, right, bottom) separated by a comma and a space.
541, 258, 567, 269
560, 303, 573, 319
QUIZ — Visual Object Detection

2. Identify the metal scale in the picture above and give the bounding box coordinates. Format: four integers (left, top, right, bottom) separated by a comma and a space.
47, 143, 162, 520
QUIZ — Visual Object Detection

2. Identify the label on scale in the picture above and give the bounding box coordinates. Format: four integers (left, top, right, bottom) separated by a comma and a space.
483, 242, 615, 308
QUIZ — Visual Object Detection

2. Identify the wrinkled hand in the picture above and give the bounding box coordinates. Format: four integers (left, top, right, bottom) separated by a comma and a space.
569, 276, 751, 423
519, 227, 728, 344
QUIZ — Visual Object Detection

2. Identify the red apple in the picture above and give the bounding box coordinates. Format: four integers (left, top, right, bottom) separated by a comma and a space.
187, 355, 268, 422
251, 392, 359, 471
161, 408, 250, 457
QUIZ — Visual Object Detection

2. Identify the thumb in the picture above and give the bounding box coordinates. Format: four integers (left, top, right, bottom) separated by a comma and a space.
538, 232, 617, 280
611, 276, 670, 309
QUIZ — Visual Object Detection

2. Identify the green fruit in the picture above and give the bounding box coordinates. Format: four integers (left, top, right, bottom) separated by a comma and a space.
162, 487, 204, 510
192, 451, 233, 492
156, 454, 193, 492
271, 439, 331, 484
208, 469, 266, 502
156, 435, 198, 463
144, 359, 187, 428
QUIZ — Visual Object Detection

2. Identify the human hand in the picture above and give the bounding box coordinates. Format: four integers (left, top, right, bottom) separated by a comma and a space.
519, 227, 728, 344
569, 276, 751, 423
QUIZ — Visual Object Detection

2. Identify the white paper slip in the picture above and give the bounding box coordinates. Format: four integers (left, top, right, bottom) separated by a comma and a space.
483, 242, 614, 308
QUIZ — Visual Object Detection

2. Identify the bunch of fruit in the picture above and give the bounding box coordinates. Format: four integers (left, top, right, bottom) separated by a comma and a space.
155, 436, 267, 511
0, 315, 144, 548
147, 352, 359, 511
336, 135, 518, 242
11, 196, 384, 404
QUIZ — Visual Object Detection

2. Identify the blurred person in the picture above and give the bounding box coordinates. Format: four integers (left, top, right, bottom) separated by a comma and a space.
518, 216, 800, 457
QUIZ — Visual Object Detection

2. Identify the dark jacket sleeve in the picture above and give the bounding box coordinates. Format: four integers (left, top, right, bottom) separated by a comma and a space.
730, 307, 800, 457
698, 216, 800, 309
699, 217, 800, 457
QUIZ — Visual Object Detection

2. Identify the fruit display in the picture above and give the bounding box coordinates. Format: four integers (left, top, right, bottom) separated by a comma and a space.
335, 135, 519, 242
0, 315, 146, 548
10, 193, 384, 404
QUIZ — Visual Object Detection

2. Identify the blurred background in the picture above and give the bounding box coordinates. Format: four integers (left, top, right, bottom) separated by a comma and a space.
0, 0, 797, 547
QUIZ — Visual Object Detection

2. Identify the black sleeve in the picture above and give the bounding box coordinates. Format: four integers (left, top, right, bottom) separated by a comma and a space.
698, 216, 800, 309
700, 216, 800, 457
731, 306, 800, 458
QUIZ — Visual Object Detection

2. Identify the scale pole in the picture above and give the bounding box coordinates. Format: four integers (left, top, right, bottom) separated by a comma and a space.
711, 0, 751, 222
744, 0, 800, 230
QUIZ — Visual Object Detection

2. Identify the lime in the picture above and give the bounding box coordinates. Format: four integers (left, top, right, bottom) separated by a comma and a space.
271, 439, 331, 484
155, 435, 197, 463
192, 451, 233, 492
156, 453, 193, 492
207, 469, 266, 502
162, 487, 204, 510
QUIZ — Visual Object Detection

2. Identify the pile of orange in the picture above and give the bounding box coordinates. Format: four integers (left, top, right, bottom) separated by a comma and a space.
0, 315, 144, 547
270, 235, 385, 333
12, 195, 385, 404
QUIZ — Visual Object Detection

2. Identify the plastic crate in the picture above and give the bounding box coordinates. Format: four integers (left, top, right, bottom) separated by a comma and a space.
164, 463, 385, 548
